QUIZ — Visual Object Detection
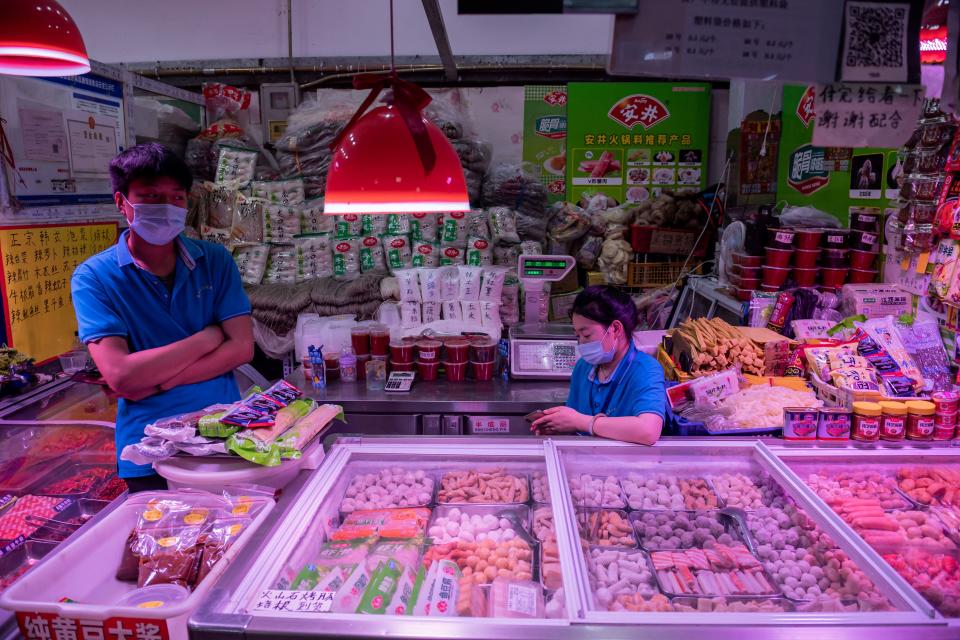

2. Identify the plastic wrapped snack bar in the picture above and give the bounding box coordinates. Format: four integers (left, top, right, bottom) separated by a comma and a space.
227, 403, 344, 466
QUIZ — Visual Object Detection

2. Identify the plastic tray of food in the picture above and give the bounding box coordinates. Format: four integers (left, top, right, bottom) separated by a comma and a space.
27, 499, 111, 543
338, 466, 436, 513
422, 535, 539, 586
531, 470, 550, 504
650, 544, 781, 598
437, 468, 530, 505
620, 472, 723, 511
796, 467, 914, 511
567, 474, 627, 509
631, 509, 746, 551
894, 465, 960, 509
541, 537, 562, 591
671, 595, 796, 613
531, 505, 554, 543
578, 508, 637, 548
0, 540, 58, 591
585, 545, 662, 611
0, 495, 74, 542
87, 474, 127, 502
426, 504, 532, 545
708, 472, 777, 511
877, 545, 960, 617
28, 463, 115, 499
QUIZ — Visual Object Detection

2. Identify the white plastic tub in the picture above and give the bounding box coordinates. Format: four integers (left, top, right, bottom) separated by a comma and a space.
154, 436, 325, 491
0, 494, 275, 640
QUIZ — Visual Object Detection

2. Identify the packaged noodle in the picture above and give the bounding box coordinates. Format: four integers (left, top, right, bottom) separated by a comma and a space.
301, 198, 333, 234
362, 213, 388, 237
410, 212, 440, 241
333, 238, 361, 280
250, 178, 306, 205
441, 212, 468, 246
360, 236, 387, 273
466, 236, 493, 266
386, 214, 411, 235
412, 240, 440, 267
384, 235, 413, 271
336, 214, 363, 239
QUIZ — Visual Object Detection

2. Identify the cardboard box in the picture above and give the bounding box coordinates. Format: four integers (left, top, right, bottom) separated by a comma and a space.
550, 267, 581, 296
737, 326, 797, 377
586, 271, 606, 286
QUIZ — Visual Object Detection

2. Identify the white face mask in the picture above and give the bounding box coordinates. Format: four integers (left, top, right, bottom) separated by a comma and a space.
579, 325, 616, 365
122, 195, 186, 246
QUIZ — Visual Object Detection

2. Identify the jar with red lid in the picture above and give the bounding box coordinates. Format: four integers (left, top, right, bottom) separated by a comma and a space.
878, 401, 907, 441
906, 400, 936, 441
851, 402, 882, 442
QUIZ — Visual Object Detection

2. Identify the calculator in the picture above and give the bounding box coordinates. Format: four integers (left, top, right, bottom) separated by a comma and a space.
384, 371, 416, 392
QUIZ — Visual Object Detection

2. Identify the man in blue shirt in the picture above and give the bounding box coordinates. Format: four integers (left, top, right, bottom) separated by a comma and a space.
71, 143, 253, 492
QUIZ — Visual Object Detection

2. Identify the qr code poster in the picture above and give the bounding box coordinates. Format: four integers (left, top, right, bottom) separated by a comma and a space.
841, 1, 909, 82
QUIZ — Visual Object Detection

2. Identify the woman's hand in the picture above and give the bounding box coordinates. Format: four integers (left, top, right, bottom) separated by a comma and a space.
531, 406, 591, 435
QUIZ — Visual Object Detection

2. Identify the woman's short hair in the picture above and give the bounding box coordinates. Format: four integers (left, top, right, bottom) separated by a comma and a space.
571, 285, 638, 335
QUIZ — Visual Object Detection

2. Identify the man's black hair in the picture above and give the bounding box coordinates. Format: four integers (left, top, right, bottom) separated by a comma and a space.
109, 143, 192, 196
571, 285, 639, 336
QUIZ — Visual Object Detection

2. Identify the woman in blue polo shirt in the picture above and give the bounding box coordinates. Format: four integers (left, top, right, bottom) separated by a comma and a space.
531, 286, 665, 445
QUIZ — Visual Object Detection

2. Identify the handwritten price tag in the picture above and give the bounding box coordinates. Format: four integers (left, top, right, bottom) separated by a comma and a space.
252, 590, 334, 614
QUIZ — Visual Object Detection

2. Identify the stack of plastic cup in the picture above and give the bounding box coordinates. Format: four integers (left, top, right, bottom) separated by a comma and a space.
469, 336, 497, 381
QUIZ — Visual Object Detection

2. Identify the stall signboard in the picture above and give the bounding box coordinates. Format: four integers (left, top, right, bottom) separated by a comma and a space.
18, 612, 169, 640
0, 72, 126, 207
811, 82, 925, 149
522, 85, 568, 204
566, 82, 711, 205
777, 84, 900, 226
0, 222, 117, 362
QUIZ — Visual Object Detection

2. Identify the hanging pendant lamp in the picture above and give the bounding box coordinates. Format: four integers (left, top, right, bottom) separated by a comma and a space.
0, 0, 90, 76
323, 1, 469, 215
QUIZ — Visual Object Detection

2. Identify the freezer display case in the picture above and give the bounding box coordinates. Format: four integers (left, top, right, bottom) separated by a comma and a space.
0, 378, 117, 424
189, 437, 950, 639
768, 445, 960, 624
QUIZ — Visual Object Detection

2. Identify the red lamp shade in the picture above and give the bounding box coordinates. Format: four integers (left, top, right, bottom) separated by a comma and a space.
324, 104, 470, 215
0, 0, 90, 76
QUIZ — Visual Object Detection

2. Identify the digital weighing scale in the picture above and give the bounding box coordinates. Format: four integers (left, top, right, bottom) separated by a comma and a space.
509, 255, 579, 379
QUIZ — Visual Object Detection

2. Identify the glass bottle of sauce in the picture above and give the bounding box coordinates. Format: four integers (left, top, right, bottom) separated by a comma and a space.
906, 400, 936, 441
851, 401, 882, 442
878, 401, 907, 442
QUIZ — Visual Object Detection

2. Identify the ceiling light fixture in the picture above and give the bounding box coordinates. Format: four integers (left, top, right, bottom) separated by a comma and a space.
0, 0, 90, 77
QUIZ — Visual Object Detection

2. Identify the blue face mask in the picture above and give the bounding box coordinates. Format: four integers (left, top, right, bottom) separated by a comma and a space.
579, 325, 616, 365
123, 196, 186, 246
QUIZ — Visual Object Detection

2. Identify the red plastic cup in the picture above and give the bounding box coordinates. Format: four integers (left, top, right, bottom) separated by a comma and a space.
444, 360, 467, 382
417, 360, 439, 381
472, 360, 494, 381
390, 340, 414, 362
821, 229, 849, 249
416, 339, 442, 363
736, 277, 760, 289
821, 248, 850, 268
731, 264, 761, 279
792, 249, 820, 269
850, 230, 880, 252
765, 247, 793, 268
792, 267, 819, 287
760, 284, 781, 292
850, 250, 878, 270
850, 210, 881, 231
821, 267, 849, 288
370, 324, 390, 356
849, 268, 877, 284
469, 337, 498, 362
391, 360, 415, 373
732, 252, 763, 268
444, 338, 470, 363
794, 228, 822, 250
350, 326, 370, 355
324, 353, 340, 381
762, 265, 791, 287
767, 228, 796, 248
734, 287, 754, 301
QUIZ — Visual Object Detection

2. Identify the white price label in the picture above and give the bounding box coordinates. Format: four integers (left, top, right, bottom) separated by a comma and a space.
252, 590, 334, 614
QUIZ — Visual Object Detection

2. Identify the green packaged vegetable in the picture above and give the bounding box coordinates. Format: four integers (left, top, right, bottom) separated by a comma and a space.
197, 411, 238, 439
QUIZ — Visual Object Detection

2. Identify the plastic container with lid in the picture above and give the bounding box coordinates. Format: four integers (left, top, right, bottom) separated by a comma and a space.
934, 411, 957, 440
732, 252, 763, 268
417, 360, 438, 381
356, 353, 370, 381
764, 247, 793, 268
117, 584, 190, 609
767, 228, 796, 249
444, 338, 470, 363
350, 325, 371, 355
762, 265, 790, 287
369, 324, 390, 356
793, 249, 820, 269
472, 360, 494, 381
444, 360, 467, 382
851, 401, 882, 442
391, 360, 415, 373
794, 228, 822, 250
932, 391, 960, 414
469, 337, 498, 362
878, 401, 907, 441
324, 351, 341, 382
906, 400, 936, 441
390, 340, 414, 362
849, 250, 878, 270
339, 347, 358, 383
792, 268, 818, 287
821, 229, 849, 249
416, 339, 442, 363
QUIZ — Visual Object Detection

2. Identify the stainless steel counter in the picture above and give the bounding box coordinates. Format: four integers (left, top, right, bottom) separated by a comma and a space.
288, 372, 571, 437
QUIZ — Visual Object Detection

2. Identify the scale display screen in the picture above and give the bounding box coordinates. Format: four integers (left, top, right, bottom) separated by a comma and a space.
519, 256, 575, 280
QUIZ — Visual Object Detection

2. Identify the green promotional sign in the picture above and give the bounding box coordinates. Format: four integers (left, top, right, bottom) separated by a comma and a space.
566, 82, 711, 205
522, 85, 568, 204
777, 84, 899, 226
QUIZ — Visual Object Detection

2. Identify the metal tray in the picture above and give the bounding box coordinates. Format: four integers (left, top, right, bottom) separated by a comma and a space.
566, 473, 628, 510
584, 545, 662, 611
337, 467, 437, 515
28, 499, 111, 544
426, 503, 532, 545
620, 472, 724, 511
649, 545, 782, 599
27, 462, 115, 500
0, 540, 57, 591
0, 459, 70, 496
577, 508, 638, 548
670, 595, 796, 613
437, 469, 531, 506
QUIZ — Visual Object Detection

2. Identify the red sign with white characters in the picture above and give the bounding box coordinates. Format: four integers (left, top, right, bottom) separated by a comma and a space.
607, 94, 670, 129
796, 85, 816, 127
544, 90, 567, 106
18, 612, 170, 640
